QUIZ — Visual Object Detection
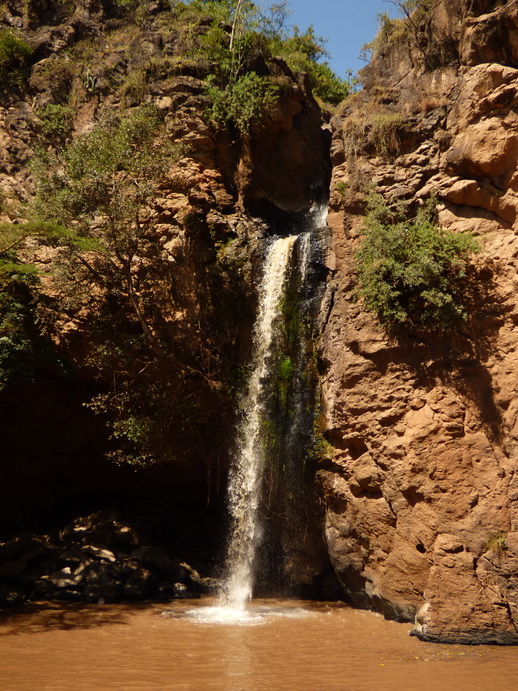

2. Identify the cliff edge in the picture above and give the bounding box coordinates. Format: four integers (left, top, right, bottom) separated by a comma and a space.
320, 0, 518, 644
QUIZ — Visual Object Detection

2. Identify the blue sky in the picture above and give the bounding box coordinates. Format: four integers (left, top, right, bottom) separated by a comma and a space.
285, 0, 395, 77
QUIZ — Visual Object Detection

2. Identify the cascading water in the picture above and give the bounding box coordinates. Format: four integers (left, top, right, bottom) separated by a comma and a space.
219, 235, 297, 611
186, 206, 327, 623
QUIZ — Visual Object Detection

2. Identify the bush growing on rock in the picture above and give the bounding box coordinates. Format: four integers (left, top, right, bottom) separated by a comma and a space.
36, 104, 74, 144
0, 28, 33, 87
0, 221, 83, 391
183, 0, 349, 129
0, 260, 39, 391
356, 194, 479, 329
275, 25, 349, 105
205, 71, 278, 133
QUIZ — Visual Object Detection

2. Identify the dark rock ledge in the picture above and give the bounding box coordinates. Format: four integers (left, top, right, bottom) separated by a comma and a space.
0, 509, 217, 607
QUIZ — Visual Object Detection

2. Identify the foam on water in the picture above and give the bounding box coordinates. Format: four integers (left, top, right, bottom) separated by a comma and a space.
164, 602, 313, 626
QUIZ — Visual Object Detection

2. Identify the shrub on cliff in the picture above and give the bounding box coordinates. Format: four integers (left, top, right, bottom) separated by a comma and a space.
0, 223, 69, 390
25, 106, 189, 464
206, 71, 278, 133
356, 195, 479, 329
0, 220, 99, 390
36, 104, 74, 144
0, 28, 33, 86
29, 104, 186, 357
184, 0, 349, 128
275, 25, 349, 105
0, 259, 39, 390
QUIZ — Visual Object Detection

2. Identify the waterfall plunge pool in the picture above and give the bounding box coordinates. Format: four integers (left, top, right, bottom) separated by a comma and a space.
2, 597, 518, 691
167, 598, 312, 626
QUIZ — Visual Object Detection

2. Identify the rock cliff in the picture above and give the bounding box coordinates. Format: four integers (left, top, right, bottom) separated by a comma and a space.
0, 0, 332, 602
3, 0, 518, 645
320, 0, 518, 644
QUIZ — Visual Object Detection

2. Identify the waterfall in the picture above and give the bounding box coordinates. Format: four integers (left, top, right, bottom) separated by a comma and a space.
219, 235, 296, 610
216, 205, 327, 613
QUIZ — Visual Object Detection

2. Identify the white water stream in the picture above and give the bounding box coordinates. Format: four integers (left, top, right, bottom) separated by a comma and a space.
219, 235, 297, 612
190, 208, 326, 625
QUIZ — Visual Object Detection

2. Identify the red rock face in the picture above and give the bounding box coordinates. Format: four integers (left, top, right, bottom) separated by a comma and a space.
320, 0, 518, 643
0, 1, 330, 553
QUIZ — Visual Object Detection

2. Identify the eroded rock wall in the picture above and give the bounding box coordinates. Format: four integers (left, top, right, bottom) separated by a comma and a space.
320, 0, 518, 644
0, 0, 331, 596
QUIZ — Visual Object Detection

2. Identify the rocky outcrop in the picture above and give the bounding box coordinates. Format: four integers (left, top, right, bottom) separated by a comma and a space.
0, 0, 331, 592
319, 0, 518, 644
0, 509, 216, 606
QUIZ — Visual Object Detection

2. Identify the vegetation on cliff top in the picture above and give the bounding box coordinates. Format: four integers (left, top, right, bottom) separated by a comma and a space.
0, 0, 346, 466
356, 194, 479, 329
361, 0, 458, 70
180, 0, 350, 132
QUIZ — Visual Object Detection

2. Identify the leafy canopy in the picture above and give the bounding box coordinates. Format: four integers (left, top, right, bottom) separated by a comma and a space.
0, 28, 33, 85
31, 105, 174, 245
356, 194, 479, 328
24, 106, 187, 463
180, 0, 349, 130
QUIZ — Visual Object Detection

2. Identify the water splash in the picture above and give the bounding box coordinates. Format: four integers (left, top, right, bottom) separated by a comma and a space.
177, 600, 313, 626
219, 235, 297, 610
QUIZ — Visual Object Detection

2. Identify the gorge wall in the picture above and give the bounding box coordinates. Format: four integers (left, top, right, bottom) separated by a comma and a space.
319, 0, 518, 644
3, 0, 518, 647
0, 0, 332, 603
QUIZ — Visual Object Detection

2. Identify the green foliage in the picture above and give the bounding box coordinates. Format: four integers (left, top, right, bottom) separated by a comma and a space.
0, 28, 33, 86
278, 354, 293, 381
0, 220, 100, 252
277, 26, 349, 105
306, 61, 350, 105
0, 218, 99, 391
280, 286, 302, 346
356, 194, 479, 328
484, 532, 508, 554
31, 105, 173, 239
27, 105, 191, 465
37, 104, 74, 144
206, 71, 277, 133
180, 0, 348, 123
0, 253, 39, 391
88, 376, 168, 466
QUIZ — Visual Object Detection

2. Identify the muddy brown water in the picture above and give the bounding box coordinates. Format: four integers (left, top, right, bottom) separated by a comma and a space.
1, 598, 518, 691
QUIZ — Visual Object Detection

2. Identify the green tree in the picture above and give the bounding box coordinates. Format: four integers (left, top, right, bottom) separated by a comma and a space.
30, 105, 181, 357
0, 28, 33, 87
0, 222, 71, 391
188, 0, 348, 130
356, 195, 479, 328
21, 107, 190, 464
